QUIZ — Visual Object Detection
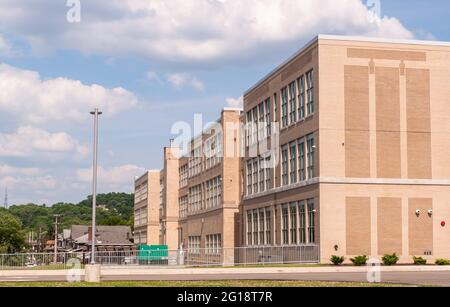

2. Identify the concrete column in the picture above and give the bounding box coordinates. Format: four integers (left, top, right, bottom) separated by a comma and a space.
85, 264, 101, 283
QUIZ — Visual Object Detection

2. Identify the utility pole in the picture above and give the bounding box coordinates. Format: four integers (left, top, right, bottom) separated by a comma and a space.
53, 214, 61, 264
90, 108, 102, 264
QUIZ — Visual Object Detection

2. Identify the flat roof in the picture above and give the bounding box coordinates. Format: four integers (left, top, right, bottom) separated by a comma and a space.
244, 34, 450, 96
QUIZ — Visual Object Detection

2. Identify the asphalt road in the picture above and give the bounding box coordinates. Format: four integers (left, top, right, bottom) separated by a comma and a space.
1, 271, 449, 286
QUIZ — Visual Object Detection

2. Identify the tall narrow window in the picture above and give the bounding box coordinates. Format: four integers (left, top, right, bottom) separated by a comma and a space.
253, 159, 259, 194
246, 111, 252, 147
290, 142, 297, 184
274, 93, 278, 124
265, 208, 272, 245
289, 81, 297, 124
299, 201, 306, 244
259, 158, 265, 192
247, 211, 253, 246
281, 87, 288, 128
253, 209, 259, 246
259, 102, 265, 140
290, 203, 298, 245
307, 135, 315, 179
252, 107, 258, 144
259, 209, 265, 245
298, 140, 306, 181
282, 206, 289, 245
265, 98, 271, 137
265, 156, 271, 191
298, 76, 306, 120
306, 70, 314, 115
281, 145, 289, 186
307, 199, 316, 244
247, 161, 252, 195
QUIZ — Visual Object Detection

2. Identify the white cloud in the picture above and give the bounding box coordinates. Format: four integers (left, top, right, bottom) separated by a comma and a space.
76, 164, 146, 190
0, 164, 40, 176
146, 71, 162, 83
167, 73, 205, 92
0, 126, 88, 158
0, 0, 414, 65
226, 96, 243, 108
0, 63, 138, 123
0, 175, 56, 191
0, 34, 16, 57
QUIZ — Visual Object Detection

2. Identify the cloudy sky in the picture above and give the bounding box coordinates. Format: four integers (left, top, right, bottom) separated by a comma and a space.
0, 0, 448, 205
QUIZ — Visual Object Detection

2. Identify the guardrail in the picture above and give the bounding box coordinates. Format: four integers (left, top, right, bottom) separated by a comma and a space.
0, 245, 319, 270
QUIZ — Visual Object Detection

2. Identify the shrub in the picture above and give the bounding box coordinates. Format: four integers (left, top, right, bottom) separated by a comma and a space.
382, 253, 399, 266
435, 259, 450, 266
350, 255, 368, 266
413, 257, 427, 265
330, 255, 345, 266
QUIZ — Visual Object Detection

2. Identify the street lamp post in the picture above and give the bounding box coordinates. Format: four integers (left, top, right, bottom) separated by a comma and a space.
90, 108, 102, 264
53, 214, 61, 264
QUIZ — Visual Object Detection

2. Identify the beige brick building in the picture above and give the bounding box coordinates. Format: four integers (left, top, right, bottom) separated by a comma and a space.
241, 35, 450, 263
159, 146, 181, 250
133, 170, 160, 245
178, 108, 242, 257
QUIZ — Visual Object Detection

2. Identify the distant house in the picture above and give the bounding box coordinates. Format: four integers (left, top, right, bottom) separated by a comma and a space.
63, 225, 134, 252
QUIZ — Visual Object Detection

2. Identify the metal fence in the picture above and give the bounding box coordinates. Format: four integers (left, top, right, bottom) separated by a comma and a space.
0, 245, 319, 270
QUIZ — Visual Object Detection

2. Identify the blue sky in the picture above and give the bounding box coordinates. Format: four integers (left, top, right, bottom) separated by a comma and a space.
0, 0, 448, 205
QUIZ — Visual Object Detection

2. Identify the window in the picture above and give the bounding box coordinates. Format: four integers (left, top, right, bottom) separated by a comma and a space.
281, 145, 289, 186
188, 184, 203, 214
259, 158, 265, 193
259, 102, 265, 140
274, 93, 278, 123
265, 208, 272, 245
206, 234, 222, 255
265, 98, 271, 137
281, 87, 288, 128
290, 204, 298, 245
253, 159, 259, 194
253, 210, 259, 246
265, 156, 271, 191
298, 140, 306, 181
188, 236, 201, 254
246, 111, 252, 146
289, 81, 297, 124
299, 201, 306, 244
247, 161, 252, 195
298, 76, 306, 120
308, 199, 316, 244
282, 206, 289, 245
307, 135, 315, 179
259, 209, 265, 245
179, 165, 188, 187
306, 70, 314, 115
179, 196, 188, 219
247, 211, 253, 246
252, 107, 258, 144
290, 142, 297, 184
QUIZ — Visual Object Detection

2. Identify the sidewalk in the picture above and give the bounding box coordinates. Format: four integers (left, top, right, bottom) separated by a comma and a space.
1, 265, 450, 277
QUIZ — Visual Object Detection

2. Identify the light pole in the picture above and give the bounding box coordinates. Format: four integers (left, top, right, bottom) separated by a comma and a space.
53, 214, 61, 264
90, 108, 102, 264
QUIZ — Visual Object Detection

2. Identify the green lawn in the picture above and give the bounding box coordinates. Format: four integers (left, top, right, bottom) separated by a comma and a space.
0, 280, 413, 287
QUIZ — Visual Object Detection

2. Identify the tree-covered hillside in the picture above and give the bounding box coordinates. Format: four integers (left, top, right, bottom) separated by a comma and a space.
0, 192, 134, 252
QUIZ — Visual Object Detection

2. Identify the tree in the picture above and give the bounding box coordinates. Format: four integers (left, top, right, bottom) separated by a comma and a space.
0, 212, 27, 253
